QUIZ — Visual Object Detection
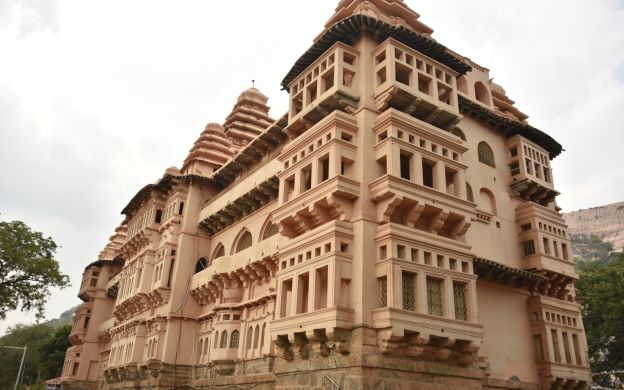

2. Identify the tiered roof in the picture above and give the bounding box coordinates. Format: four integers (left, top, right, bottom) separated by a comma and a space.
181, 123, 234, 175
223, 88, 274, 152
98, 225, 127, 261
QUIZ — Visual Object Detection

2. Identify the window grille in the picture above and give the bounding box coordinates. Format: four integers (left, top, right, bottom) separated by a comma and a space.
212, 245, 225, 260
379, 277, 387, 307
402, 272, 416, 311
451, 127, 466, 141
235, 231, 253, 253
478, 142, 495, 167
220, 331, 229, 349
230, 330, 239, 348
427, 278, 443, 316
453, 282, 468, 320
263, 223, 279, 240
522, 240, 536, 257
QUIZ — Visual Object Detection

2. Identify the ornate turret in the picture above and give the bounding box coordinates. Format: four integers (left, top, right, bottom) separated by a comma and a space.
223, 88, 274, 152
181, 123, 235, 176
98, 224, 127, 260
325, 0, 433, 35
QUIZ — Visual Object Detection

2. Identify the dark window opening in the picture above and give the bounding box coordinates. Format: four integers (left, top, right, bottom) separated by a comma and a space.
422, 160, 434, 188
155, 209, 163, 224
400, 153, 411, 180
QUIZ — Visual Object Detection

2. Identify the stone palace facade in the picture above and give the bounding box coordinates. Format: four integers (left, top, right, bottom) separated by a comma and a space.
54, 1, 591, 389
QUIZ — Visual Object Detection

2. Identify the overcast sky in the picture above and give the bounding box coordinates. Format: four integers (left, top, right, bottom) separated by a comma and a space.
1, 0, 623, 335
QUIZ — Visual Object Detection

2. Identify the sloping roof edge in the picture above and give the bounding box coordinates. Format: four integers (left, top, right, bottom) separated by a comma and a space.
459, 95, 563, 159
281, 14, 471, 90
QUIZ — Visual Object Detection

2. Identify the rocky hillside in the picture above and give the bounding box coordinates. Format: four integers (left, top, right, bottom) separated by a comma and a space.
564, 201, 624, 257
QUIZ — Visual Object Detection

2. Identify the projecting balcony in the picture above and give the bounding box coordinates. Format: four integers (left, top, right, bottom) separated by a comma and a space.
373, 38, 461, 130
527, 296, 591, 389
270, 307, 355, 340
369, 174, 473, 240
68, 328, 86, 345
287, 42, 360, 135
189, 235, 281, 305
274, 175, 360, 238
507, 135, 559, 206
516, 202, 577, 291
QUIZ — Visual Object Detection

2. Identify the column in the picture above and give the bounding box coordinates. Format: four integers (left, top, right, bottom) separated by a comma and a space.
417, 272, 427, 314
434, 161, 446, 191
414, 152, 423, 185
444, 276, 454, 319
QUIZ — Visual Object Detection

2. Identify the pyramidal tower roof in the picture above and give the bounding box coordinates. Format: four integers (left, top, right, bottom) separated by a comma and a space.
324, 0, 433, 36
181, 122, 235, 175
98, 224, 127, 260
223, 88, 274, 152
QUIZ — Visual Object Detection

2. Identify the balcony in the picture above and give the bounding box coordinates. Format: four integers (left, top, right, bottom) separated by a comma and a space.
369, 175, 473, 241
516, 202, 576, 297
189, 234, 281, 305
527, 296, 591, 389
68, 328, 86, 345
506, 135, 559, 206
274, 175, 360, 238
287, 42, 360, 135
373, 38, 461, 130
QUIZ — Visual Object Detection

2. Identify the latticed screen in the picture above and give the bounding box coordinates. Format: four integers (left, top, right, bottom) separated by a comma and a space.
236, 231, 253, 253
220, 331, 229, 348
427, 277, 443, 316
478, 142, 496, 167
379, 277, 387, 308
402, 272, 416, 311
263, 223, 279, 240
522, 240, 536, 257
453, 282, 468, 320
230, 330, 239, 348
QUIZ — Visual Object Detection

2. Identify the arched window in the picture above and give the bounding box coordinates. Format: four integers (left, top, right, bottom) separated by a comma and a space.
478, 142, 495, 168
466, 183, 474, 203
194, 257, 209, 274
152, 340, 157, 358
479, 188, 497, 215
155, 209, 163, 224
203, 337, 209, 356
451, 127, 466, 141
457, 76, 468, 95
233, 230, 253, 254
219, 331, 228, 348
253, 325, 260, 349
246, 326, 253, 350
474, 82, 490, 105
213, 331, 219, 349
260, 323, 266, 349
230, 330, 240, 348
262, 220, 280, 241
211, 244, 225, 261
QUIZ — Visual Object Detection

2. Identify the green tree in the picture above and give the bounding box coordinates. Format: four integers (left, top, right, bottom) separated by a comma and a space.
0, 219, 70, 320
0, 322, 71, 389
576, 253, 624, 387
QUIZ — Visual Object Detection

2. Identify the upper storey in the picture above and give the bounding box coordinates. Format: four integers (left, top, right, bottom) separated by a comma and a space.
223, 88, 274, 152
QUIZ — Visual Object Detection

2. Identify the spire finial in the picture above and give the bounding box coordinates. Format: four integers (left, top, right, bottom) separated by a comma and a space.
252, 79, 255, 88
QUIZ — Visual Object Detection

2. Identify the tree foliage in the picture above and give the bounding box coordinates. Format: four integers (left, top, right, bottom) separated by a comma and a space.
576, 252, 624, 387
0, 219, 70, 320
0, 322, 71, 389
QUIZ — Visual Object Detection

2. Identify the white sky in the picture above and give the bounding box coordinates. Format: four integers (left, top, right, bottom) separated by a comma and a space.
1, 0, 623, 335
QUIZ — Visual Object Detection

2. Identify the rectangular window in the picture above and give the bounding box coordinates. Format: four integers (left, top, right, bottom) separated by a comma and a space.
301, 165, 312, 192
551, 329, 561, 363
314, 267, 328, 310
522, 240, 536, 257
422, 160, 434, 188
427, 277, 443, 316
402, 272, 416, 311
510, 162, 520, 176
379, 277, 387, 308
509, 146, 518, 158
445, 167, 458, 196
543, 167, 550, 183
561, 243, 569, 260
526, 158, 533, 175
396, 245, 406, 259
562, 332, 572, 364
280, 279, 293, 318
553, 241, 559, 258
296, 273, 309, 314
453, 282, 468, 320
572, 334, 582, 365
400, 152, 412, 180
319, 155, 330, 182
543, 237, 550, 255
535, 335, 544, 363
284, 176, 295, 203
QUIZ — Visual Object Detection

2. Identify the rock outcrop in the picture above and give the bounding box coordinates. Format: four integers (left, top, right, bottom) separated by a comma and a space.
564, 201, 624, 253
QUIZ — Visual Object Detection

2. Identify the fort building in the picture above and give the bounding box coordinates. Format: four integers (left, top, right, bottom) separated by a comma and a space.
53, 1, 591, 389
